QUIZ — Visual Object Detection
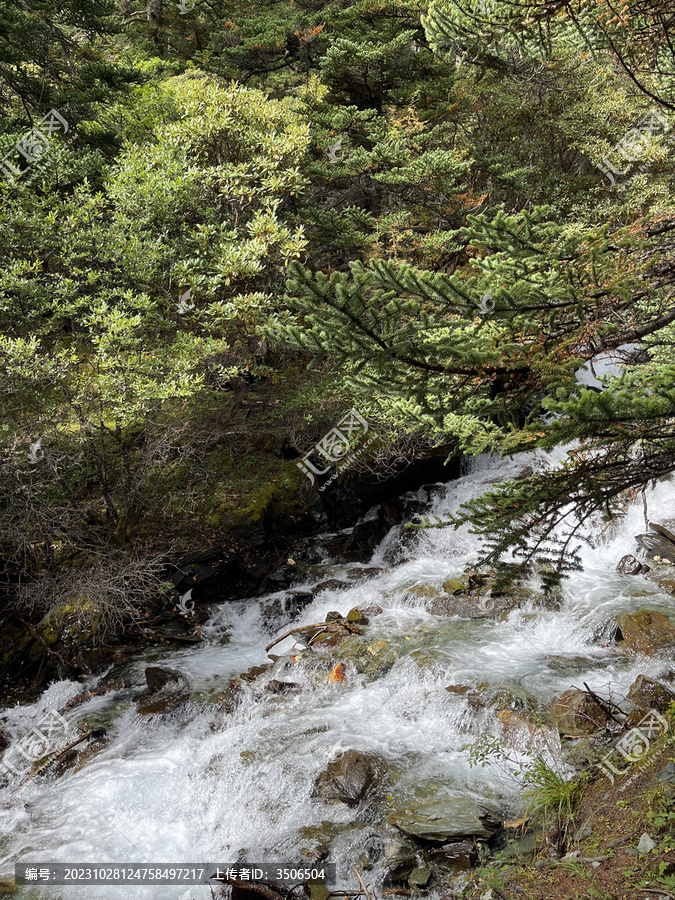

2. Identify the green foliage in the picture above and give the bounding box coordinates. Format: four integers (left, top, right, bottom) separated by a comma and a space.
524, 756, 583, 827
0, 72, 308, 563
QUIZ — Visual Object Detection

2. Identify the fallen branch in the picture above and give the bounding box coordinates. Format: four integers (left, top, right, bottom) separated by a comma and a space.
21, 728, 105, 784
581, 682, 623, 723
640, 889, 675, 899
352, 866, 372, 900
265, 622, 327, 652
265, 620, 353, 653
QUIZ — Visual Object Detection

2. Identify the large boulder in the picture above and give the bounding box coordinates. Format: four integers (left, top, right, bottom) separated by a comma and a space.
549, 688, 612, 736
635, 534, 675, 564
625, 674, 675, 727
313, 750, 384, 807
387, 797, 501, 842
627, 674, 675, 712
616, 610, 675, 655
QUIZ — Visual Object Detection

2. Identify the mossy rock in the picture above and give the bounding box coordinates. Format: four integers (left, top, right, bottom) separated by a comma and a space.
616, 609, 675, 654
407, 585, 440, 600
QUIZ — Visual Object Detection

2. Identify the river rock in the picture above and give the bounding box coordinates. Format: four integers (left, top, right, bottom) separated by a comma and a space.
314, 750, 384, 807
145, 666, 183, 692
616, 610, 675, 654
650, 523, 675, 544
549, 688, 611, 735
625, 675, 675, 726
345, 608, 369, 625
635, 534, 675, 564
240, 664, 272, 682
387, 798, 501, 842
617, 555, 648, 576
136, 692, 189, 716
407, 867, 431, 888
361, 604, 383, 617
428, 840, 478, 871
265, 680, 300, 694
312, 579, 350, 595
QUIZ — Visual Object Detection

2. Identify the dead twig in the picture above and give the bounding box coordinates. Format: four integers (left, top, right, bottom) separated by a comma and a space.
351, 866, 372, 900
265, 622, 327, 652
581, 682, 623, 723
21, 728, 104, 784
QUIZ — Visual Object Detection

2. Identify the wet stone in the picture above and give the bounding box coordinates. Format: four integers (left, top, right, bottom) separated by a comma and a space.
387, 797, 502, 842
240, 664, 272, 682
635, 534, 675, 564
145, 666, 183, 693
136, 692, 189, 716
314, 749, 385, 807
626, 673, 675, 715
265, 680, 300, 694
428, 840, 478, 871
617, 554, 648, 576
616, 609, 675, 655
408, 867, 431, 888
345, 608, 369, 625
549, 688, 611, 736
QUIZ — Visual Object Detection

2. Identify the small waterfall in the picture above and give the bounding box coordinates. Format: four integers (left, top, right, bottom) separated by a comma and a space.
2, 449, 674, 898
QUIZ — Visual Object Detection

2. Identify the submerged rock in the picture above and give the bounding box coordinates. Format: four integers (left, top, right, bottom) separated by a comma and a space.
314, 750, 384, 807
549, 688, 612, 736
616, 609, 675, 655
145, 666, 183, 692
387, 797, 501, 842
136, 692, 189, 716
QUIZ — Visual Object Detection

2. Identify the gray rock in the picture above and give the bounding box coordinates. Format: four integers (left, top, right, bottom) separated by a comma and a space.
314, 750, 384, 807
637, 832, 656, 853
387, 797, 502, 842
265, 680, 300, 694
407, 868, 431, 888
650, 523, 675, 544
635, 534, 675, 564
659, 761, 675, 785
145, 666, 183, 692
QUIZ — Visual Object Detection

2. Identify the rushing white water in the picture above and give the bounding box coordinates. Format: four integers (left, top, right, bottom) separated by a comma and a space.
2, 450, 675, 899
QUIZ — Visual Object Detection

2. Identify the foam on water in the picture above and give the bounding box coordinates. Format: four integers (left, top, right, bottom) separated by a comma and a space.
2, 450, 674, 898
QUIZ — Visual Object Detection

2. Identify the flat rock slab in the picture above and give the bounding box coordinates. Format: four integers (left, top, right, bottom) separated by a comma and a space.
635, 534, 675, 563
387, 797, 501, 842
